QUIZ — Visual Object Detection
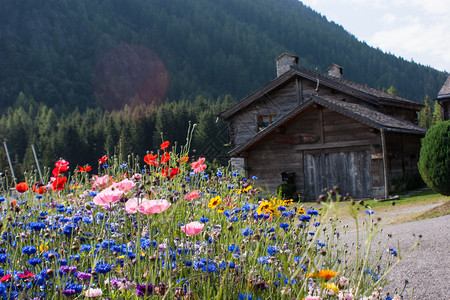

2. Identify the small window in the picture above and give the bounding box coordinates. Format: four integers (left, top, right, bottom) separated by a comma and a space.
258, 114, 277, 130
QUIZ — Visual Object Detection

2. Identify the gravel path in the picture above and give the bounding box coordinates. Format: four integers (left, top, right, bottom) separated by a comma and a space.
368, 214, 450, 299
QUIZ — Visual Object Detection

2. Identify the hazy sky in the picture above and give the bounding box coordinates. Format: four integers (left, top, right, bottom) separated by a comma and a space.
300, 0, 450, 73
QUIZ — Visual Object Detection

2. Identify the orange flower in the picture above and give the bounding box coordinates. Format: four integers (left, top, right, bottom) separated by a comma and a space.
144, 154, 159, 166
160, 141, 170, 150
15, 182, 28, 193
318, 270, 338, 281
78, 165, 92, 173
32, 184, 46, 194
161, 152, 170, 164
178, 156, 189, 163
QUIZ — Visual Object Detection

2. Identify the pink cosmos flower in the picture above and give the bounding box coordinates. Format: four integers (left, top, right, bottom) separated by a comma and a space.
190, 157, 207, 172
111, 179, 135, 193
92, 175, 112, 189
93, 187, 123, 207
305, 296, 322, 300
125, 198, 139, 214
85, 288, 103, 297
137, 199, 171, 215
184, 190, 200, 200
181, 221, 204, 236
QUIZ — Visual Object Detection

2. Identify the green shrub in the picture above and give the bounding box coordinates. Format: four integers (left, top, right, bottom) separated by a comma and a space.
418, 121, 450, 196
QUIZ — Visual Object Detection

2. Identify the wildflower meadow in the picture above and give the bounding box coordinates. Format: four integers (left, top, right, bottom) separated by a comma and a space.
0, 131, 416, 299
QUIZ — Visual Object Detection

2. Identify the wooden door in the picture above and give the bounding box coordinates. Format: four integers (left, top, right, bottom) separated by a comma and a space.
304, 150, 372, 200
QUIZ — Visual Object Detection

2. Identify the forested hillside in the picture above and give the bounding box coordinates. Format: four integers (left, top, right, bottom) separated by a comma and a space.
0, 0, 447, 111
0, 0, 448, 177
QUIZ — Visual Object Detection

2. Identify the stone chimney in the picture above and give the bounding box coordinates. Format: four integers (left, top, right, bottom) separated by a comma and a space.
328, 63, 343, 79
275, 53, 298, 77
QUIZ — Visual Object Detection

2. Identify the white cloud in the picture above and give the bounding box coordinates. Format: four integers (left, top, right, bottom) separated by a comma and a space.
382, 13, 397, 24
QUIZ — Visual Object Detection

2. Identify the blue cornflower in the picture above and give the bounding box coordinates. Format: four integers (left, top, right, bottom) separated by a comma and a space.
280, 223, 289, 231
203, 264, 217, 273
232, 172, 239, 177
22, 246, 37, 255
229, 216, 239, 222
59, 259, 68, 266
27, 257, 42, 266
102, 164, 109, 168
29, 222, 46, 231
0, 197, 5, 203
89, 191, 98, 197
228, 244, 237, 253
80, 244, 91, 252
252, 176, 258, 180
242, 203, 251, 211
216, 171, 223, 177
95, 263, 112, 274
257, 256, 269, 264
199, 217, 209, 223
120, 163, 127, 169
63, 224, 75, 236
238, 293, 252, 300
277, 206, 286, 212
267, 246, 278, 256
365, 210, 374, 215
313, 222, 321, 226
241, 228, 253, 236
0, 254, 7, 263
299, 215, 311, 222
307, 209, 319, 216
387, 248, 398, 256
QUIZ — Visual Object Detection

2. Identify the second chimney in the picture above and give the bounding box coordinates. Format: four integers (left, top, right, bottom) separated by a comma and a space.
328, 63, 343, 79
275, 53, 298, 77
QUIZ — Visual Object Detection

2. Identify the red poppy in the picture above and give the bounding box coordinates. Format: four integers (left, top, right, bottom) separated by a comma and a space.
98, 155, 108, 165
144, 154, 159, 167
32, 184, 47, 194
55, 159, 69, 168
160, 152, 170, 164
161, 166, 170, 177
160, 141, 170, 150
52, 177, 67, 191
18, 270, 35, 279
52, 165, 68, 177
169, 167, 179, 179
15, 182, 29, 193
78, 165, 92, 173
0, 274, 11, 282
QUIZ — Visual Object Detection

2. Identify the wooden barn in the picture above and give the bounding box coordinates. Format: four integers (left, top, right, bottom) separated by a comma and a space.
220, 54, 426, 200
437, 74, 450, 120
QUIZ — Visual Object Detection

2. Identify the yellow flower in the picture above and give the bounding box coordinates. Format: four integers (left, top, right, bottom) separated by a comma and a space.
283, 199, 293, 205
117, 255, 125, 259
325, 282, 339, 294
297, 207, 305, 215
39, 243, 49, 253
208, 196, 222, 209
217, 206, 225, 214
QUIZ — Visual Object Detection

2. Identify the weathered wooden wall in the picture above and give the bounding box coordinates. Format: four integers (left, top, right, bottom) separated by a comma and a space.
245, 106, 383, 199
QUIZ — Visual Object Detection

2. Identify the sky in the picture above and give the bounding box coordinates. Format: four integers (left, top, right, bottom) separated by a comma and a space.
300, 0, 450, 73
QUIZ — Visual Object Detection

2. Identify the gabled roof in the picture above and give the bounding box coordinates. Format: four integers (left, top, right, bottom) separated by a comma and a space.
229, 96, 426, 156
220, 66, 422, 120
437, 74, 450, 99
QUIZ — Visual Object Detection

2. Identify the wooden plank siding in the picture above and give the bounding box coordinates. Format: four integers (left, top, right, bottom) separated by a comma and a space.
243, 106, 383, 199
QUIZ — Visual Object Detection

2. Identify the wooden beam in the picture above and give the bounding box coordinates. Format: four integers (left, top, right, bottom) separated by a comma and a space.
319, 107, 324, 143
380, 129, 389, 199
293, 139, 375, 151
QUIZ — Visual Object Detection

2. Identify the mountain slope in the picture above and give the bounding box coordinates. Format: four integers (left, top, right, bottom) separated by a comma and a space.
0, 0, 446, 112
